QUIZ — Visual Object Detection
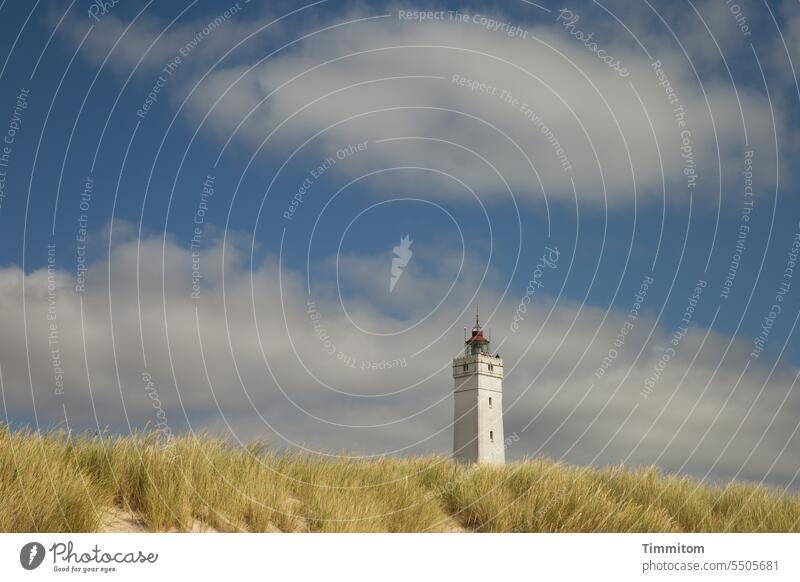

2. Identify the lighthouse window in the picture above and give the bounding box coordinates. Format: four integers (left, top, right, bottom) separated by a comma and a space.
463, 364, 468, 372
488, 397, 493, 407
489, 431, 494, 442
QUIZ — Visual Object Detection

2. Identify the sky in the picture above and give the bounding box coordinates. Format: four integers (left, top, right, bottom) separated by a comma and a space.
0, 0, 799, 489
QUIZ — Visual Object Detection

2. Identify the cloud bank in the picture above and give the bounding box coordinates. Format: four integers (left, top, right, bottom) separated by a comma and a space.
1, 225, 798, 488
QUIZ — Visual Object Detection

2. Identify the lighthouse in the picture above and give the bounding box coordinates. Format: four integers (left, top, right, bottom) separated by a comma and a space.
452, 311, 505, 464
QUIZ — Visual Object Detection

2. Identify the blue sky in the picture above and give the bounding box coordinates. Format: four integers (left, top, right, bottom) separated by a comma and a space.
0, 0, 793, 335
1, 0, 799, 488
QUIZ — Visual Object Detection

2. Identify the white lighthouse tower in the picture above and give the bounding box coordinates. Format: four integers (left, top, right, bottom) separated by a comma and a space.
452, 311, 505, 464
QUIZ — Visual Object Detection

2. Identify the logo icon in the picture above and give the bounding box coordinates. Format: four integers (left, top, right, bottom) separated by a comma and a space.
389, 234, 413, 293
20, 542, 45, 570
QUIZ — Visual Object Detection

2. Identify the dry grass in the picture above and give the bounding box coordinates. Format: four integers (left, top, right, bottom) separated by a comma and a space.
1, 426, 798, 533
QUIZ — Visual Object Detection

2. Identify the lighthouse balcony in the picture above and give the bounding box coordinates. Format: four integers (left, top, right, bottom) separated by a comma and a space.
452, 353, 504, 379
453, 352, 502, 363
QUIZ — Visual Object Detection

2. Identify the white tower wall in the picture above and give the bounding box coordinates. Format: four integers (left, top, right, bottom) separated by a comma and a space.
453, 353, 505, 464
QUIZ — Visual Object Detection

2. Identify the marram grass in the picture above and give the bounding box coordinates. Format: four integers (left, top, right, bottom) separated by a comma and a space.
1, 426, 798, 533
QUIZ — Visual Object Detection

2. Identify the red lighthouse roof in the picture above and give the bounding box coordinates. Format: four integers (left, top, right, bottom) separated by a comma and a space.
465, 307, 490, 354
469, 327, 487, 342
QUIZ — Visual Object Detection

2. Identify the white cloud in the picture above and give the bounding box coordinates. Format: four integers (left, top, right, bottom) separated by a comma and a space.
54, 2, 782, 205
189, 13, 779, 204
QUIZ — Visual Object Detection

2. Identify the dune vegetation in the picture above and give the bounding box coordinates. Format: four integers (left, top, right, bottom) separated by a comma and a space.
1, 426, 798, 533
